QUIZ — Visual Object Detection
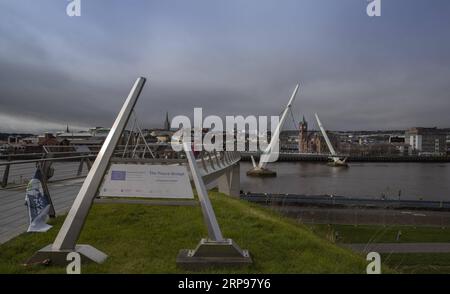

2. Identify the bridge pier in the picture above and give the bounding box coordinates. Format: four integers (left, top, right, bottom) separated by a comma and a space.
218, 163, 240, 197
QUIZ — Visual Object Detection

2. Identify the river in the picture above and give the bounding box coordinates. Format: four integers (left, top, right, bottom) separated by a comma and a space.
240, 162, 450, 201
2, 159, 450, 201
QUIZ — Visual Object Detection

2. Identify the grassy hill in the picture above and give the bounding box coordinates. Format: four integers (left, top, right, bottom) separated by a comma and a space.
0, 191, 371, 274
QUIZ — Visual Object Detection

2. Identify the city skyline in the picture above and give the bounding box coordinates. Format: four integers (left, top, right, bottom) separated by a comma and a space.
1, 0, 450, 132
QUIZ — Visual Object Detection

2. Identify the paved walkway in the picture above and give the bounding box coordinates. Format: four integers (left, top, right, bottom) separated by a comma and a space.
274, 206, 450, 227
343, 243, 450, 253
0, 179, 82, 244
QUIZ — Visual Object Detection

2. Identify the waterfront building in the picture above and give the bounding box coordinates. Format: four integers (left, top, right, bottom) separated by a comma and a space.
280, 130, 299, 152
389, 136, 405, 144
298, 116, 339, 154
298, 116, 309, 152
446, 133, 450, 155
405, 127, 447, 156
339, 142, 400, 156
389, 136, 409, 155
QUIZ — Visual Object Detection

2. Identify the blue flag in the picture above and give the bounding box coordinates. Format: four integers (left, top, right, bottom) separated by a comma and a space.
25, 168, 52, 232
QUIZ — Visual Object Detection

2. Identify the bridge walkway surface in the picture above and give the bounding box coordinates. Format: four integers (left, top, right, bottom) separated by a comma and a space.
0, 179, 82, 244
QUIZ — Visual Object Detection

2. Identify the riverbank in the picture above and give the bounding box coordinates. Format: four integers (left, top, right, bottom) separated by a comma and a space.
241, 152, 450, 163
242, 193, 450, 210
272, 206, 450, 227
242, 193, 450, 227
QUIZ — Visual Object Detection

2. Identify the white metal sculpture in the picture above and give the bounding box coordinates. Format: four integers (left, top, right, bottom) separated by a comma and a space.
27, 77, 147, 264
176, 143, 251, 266
27, 76, 249, 267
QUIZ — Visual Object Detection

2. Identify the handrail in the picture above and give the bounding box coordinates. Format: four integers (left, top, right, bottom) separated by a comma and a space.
0, 154, 97, 167
0, 150, 241, 189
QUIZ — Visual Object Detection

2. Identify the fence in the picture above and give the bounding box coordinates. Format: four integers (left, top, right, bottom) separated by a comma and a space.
0, 154, 96, 189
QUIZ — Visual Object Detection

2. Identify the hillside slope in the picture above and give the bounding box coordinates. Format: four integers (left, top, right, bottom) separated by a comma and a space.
0, 191, 369, 273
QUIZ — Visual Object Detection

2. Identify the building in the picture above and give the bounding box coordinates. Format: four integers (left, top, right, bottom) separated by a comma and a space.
55, 126, 110, 146
389, 136, 405, 144
447, 135, 450, 155
280, 130, 299, 152
388, 136, 409, 155
446, 131, 450, 155
0, 141, 9, 154
298, 116, 339, 154
149, 112, 175, 143
298, 116, 308, 152
405, 127, 447, 156
37, 133, 59, 146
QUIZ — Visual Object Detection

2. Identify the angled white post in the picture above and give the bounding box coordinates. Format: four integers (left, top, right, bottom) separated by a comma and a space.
183, 142, 224, 241
27, 77, 147, 265
177, 143, 251, 266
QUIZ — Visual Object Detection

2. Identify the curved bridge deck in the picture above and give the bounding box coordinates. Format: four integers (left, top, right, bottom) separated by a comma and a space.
0, 151, 241, 244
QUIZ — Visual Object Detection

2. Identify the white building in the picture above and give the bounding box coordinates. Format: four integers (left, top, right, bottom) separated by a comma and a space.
405, 127, 447, 156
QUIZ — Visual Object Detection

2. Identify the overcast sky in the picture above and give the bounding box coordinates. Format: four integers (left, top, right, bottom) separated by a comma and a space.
0, 0, 450, 133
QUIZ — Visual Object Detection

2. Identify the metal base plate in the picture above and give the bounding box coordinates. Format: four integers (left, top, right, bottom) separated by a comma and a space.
176, 238, 252, 267
26, 244, 108, 266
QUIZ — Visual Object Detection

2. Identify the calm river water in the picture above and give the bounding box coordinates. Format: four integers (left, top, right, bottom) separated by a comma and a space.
240, 162, 450, 201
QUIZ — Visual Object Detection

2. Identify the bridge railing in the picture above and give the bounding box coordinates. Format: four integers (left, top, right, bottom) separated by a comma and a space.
110, 149, 241, 178
196, 150, 240, 177
0, 149, 241, 190
0, 154, 97, 189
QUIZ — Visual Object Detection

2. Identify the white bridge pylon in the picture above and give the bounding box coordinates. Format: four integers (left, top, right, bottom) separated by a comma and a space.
247, 83, 300, 177
258, 84, 300, 170
314, 113, 348, 167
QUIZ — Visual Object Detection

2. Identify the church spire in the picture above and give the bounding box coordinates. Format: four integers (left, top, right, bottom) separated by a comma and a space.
164, 112, 170, 131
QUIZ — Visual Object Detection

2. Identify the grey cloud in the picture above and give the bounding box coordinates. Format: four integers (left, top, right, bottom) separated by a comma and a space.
1, 1, 450, 133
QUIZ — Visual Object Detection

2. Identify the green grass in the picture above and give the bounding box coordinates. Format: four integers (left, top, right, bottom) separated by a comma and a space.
382, 253, 450, 274
307, 224, 450, 274
0, 192, 370, 274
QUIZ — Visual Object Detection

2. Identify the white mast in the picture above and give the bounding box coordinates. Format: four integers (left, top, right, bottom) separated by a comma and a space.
259, 84, 299, 169
314, 113, 337, 156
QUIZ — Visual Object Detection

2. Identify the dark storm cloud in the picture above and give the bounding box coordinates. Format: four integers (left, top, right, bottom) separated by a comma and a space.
1, 0, 450, 132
